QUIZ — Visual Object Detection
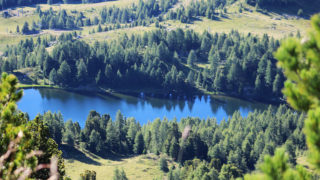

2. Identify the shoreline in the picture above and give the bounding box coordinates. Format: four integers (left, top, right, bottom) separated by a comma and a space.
17, 84, 283, 105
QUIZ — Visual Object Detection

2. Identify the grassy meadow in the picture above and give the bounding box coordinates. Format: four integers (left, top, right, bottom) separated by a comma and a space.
0, 0, 315, 52
62, 145, 175, 180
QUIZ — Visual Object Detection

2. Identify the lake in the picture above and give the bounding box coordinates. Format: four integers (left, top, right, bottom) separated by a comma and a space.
17, 88, 270, 128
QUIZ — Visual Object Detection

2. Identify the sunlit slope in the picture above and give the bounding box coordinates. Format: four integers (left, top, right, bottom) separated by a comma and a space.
0, 0, 317, 52
63, 145, 175, 180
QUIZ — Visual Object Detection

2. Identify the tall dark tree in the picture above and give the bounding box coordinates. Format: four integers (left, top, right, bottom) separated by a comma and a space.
57, 61, 71, 85
22, 22, 29, 34
134, 131, 145, 154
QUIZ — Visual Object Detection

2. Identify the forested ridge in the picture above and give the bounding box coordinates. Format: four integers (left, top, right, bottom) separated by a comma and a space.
1, 0, 320, 178
1, 28, 285, 101
1, 0, 111, 10
0, 70, 312, 179
0, 0, 313, 11
17, 0, 177, 34
39, 104, 306, 179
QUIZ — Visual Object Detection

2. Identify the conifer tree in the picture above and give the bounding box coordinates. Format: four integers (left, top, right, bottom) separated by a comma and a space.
22, 22, 29, 34
272, 73, 281, 95
159, 157, 169, 172
245, 14, 320, 180
0, 73, 63, 179
49, 68, 58, 85
77, 59, 88, 83
57, 61, 71, 85
187, 50, 197, 67
275, 14, 320, 170
80, 170, 96, 180
113, 168, 128, 180
134, 131, 145, 154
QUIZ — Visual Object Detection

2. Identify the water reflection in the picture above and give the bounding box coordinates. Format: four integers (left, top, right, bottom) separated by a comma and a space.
18, 88, 271, 128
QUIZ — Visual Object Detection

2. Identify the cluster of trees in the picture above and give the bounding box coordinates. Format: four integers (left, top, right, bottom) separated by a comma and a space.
37, 8, 77, 30
246, 0, 306, 7
0, 0, 47, 10
80, 167, 128, 180
0, 0, 109, 10
167, 0, 226, 23
99, 0, 177, 24
18, 0, 178, 33
1, 28, 284, 100
2, 12, 320, 180
0, 73, 65, 179
167, 0, 311, 23
40, 104, 305, 178
243, 14, 320, 180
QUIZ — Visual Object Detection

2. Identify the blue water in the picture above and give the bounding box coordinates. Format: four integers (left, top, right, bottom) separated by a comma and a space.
17, 88, 269, 128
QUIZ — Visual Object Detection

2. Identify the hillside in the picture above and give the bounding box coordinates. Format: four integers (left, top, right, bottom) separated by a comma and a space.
1, 0, 320, 180
62, 144, 314, 180
62, 145, 175, 179
0, 0, 317, 51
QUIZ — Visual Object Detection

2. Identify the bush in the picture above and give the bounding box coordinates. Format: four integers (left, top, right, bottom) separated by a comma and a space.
113, 168, 128, 180
80, 170, 96, 180
159, 157, 169, 172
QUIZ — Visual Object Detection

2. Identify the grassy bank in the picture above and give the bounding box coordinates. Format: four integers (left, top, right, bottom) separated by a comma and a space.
62, 145, 174, 180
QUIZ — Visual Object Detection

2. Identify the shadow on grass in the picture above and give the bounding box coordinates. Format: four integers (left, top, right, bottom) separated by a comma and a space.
186, 15, 223, 24
98, 152, 136, 162
13, 71, 34, 84
60, 144, 138, 164
261, 0, 320, 18
60, 144, 102, 165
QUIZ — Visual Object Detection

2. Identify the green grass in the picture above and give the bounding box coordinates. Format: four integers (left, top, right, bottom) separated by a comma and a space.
0, 13, 40, 51
0, 0, 139, 51
80, 25, 157, 44
18, 84, 56, 88
0, 0, 315, 53
161, 10, 310, 39
62, 145, 175, 180
39, 0, 139, 12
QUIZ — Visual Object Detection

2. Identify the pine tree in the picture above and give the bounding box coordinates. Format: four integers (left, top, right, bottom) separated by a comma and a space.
275, 14, 320, 170
134, 131, 145, 154
187, 50, 197, 67
31, 20, 37, 32
106, 120, 116, 151
115, 110, 125, 152
245, 14, 320, 179
66, 19, 74, 29
22, 22, 29, 34
254, 75, 263, 97
0, 73, 64, 179
97, 24, 102, 32
49, 68, 57, 85
1, 61, 11, 73
77, 60, 88, 83
16, 25, 20, 33
265, 60, 273, 87
57, 61, 71, 85
80, 170, 96, 180
186, 71, 194, 85
272, 73, 281, 95
169, 137, 179, 160
227, 62, 241, 90
159, 157, 169, 172
213, 68, 225, 91
157, 42, 170, 62
113, 168, 128, 180
208, 47, 219, 74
